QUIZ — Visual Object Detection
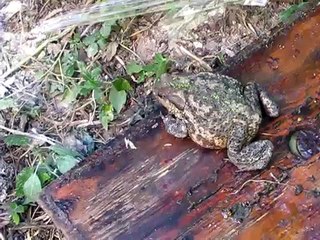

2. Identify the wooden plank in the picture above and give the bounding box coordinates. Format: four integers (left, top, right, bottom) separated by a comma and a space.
38, 6, 320, 240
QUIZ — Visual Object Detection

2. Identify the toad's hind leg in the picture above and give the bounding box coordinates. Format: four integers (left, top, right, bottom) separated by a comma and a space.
244, 82, 280, 117
227, 120, 273, 171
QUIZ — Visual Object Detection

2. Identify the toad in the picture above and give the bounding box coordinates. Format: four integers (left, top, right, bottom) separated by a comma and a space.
153, 72, 280, 171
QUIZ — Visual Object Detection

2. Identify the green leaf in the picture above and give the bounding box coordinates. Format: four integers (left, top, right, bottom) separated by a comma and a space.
142, 63, 156, 74
62, 85, 80, 104
79, 70, 101, 96
34, 71, 45, 80
61, 51, 78, 65
97, 38, 107, 49
137, 74, 146, 83
141, 54, 169, 79
71, 33, 81, 43
109, 86, 127, 114
10, 202, 25, 214
23, 173, 42, 203
77, 61, 86, 72
154, 53, 166, 63
0, 98, 16, 110
93, 88, 104, 102
99, 104, 114, 130
126, 62, 143, 75
11, 212, 20, 225
86, 43, 99, 58
10, 202, 25, 224
37, 169, 53, 185
4, 135, 30, 147
16, 167, 34, 197
113, 78, 133, 91
91, 66, 102, 79
100, 22, 113, 38
50, 145, 80, 157
152, 53, 169, 79
62, 63, 75, 77
82, 34, 96, 46
56, 155, 78, 174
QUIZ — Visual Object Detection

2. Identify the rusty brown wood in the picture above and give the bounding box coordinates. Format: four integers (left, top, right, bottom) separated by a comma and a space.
38, 7, 320, 240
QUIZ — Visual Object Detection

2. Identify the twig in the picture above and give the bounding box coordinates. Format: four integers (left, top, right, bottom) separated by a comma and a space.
115, 55, 137, 82
71, 119, 101, 128
178, 45, 212, 71
0, 125, 59, 145
9, 224, 56, 230
119, 43, 144, 63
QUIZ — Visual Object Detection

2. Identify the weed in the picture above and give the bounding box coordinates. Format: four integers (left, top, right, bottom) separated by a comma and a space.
127, 53, 170, 83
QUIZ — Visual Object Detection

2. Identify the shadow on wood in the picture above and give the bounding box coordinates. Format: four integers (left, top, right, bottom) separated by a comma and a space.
38, 6, 320, 240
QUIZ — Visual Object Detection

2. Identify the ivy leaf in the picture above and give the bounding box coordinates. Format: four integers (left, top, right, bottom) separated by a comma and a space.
109, 86, 127, 114
113, 78, 132, 91
16, 167, 34, 197
99, 104, 114, 130
23, 173, 42, 203
0, 98, 16, 110
126, 62, 143, 75
4, 135, 30, 147
56, 155, 79, 174
86, 43, 99, 58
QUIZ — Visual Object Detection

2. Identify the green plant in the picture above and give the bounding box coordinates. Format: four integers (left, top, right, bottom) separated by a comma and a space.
4, 135, 31, 147
61, 50, 79, 77
9, 202, 25, 225
7, 143, 83, 224
126, 53, 170, 83
82, 20, 116, 58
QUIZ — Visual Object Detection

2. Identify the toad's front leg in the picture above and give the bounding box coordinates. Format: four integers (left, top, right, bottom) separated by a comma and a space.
244, 82, 280, 118
227, 120, 274, 171
161, 113, 188, 138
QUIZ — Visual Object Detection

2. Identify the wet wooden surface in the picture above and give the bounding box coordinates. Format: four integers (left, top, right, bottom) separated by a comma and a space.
38, 7, 320, 240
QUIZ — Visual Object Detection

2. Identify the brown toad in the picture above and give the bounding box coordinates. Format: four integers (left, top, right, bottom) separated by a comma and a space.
153, 72, 280, 171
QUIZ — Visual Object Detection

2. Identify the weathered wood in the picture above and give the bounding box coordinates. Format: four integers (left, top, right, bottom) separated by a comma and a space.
38, 7, 320, 240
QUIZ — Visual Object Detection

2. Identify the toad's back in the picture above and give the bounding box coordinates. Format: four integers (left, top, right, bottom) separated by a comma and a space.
181, 73, 260, 149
